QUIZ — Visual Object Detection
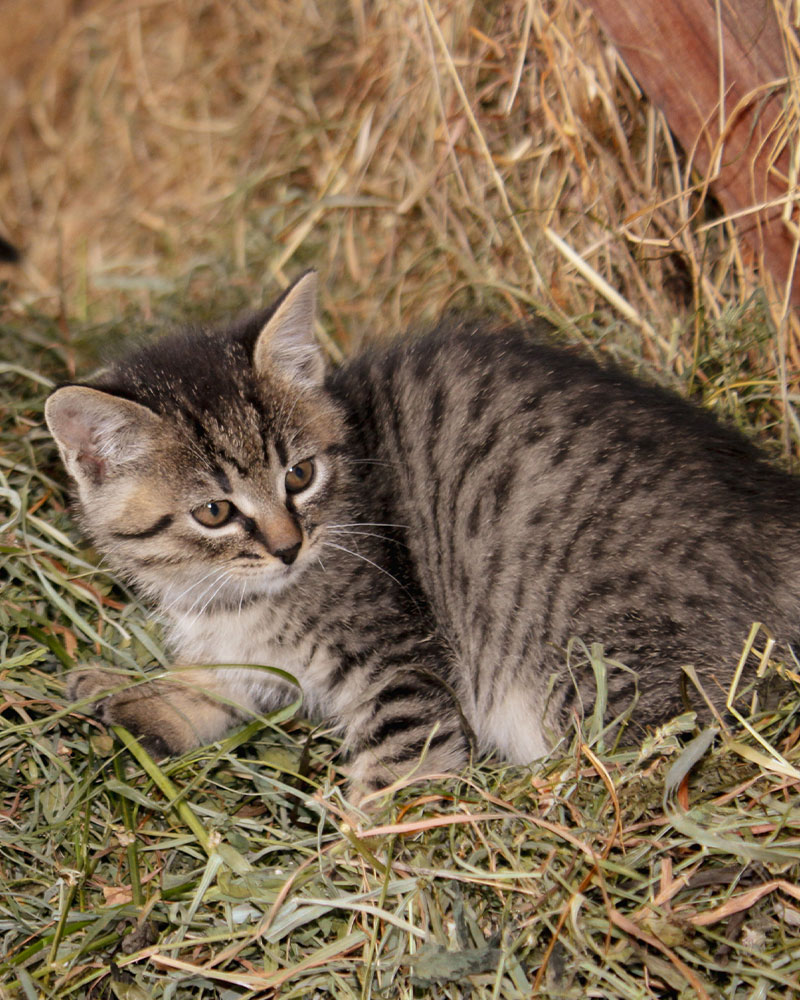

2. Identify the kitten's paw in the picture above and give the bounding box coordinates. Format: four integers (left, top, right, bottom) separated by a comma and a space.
67, 667, 122, 705
66, 667, 191, 757
67, 667, 140, 731
345, 743, 459, 809
345, 753, 397, 810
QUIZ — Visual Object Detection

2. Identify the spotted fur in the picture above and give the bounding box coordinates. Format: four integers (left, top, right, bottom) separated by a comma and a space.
46, 272, 800, 797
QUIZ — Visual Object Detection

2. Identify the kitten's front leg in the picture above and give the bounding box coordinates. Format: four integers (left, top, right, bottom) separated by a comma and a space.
67, 666, 269, 756
342, 666, 471, 801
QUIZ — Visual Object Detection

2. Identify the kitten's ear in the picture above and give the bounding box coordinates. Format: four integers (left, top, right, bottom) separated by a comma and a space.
45, 385, 162, 487
252, 271, 324, 388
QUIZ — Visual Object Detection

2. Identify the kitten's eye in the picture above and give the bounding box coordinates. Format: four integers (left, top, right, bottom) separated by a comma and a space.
192, 500, 235, 528
285, 459, 315, 495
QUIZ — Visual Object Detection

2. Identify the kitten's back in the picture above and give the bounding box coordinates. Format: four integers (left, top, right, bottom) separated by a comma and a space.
332, 322, 800, 751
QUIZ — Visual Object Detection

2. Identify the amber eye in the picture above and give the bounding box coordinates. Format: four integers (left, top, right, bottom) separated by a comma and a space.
192, 500, 235, 528
285, 459, 315, 495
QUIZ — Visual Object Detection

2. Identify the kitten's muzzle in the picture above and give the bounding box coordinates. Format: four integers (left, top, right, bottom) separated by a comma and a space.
242, 511, 303, 565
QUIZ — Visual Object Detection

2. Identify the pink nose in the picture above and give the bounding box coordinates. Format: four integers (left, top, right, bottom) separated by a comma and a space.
256, 513, 303, 563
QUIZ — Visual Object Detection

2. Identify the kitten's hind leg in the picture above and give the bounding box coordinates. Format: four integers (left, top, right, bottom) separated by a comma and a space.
343, 667, 471, 802
67, 666, 272, 756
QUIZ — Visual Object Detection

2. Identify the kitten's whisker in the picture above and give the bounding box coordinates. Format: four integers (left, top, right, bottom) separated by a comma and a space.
191, 572, 233, 621
278, 395, 303, 442
328, 528, 407, 547
237, 579, 247, 620
345, 458, 397, 468
167, 566, 221, 602
181, 570, 230, 617
327, 522, 408, 529
321, 541, 404, 589
162, 566, 226, 614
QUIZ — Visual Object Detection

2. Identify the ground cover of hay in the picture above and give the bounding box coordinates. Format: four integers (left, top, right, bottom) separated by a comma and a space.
2, 1, 800, 997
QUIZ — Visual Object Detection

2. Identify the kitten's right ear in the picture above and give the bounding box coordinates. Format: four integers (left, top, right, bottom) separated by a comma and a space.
253, 271, 324, 389
45, 385, 162, 487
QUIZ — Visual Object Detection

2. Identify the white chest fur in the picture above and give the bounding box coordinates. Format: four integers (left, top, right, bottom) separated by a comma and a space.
164, 599, 346, 722
168, 600, 303, 672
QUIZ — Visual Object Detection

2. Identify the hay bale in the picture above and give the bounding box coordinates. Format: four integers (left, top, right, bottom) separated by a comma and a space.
0, 0, 796, 363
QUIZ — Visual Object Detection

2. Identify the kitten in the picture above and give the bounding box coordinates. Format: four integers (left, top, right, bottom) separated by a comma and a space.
46, 272, 800, 797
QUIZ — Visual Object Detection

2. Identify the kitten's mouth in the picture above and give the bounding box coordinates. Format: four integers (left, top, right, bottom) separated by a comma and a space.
231, 540, 315, 589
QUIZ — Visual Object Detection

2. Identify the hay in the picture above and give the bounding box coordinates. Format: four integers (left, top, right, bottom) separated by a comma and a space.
0, 1, 797, 357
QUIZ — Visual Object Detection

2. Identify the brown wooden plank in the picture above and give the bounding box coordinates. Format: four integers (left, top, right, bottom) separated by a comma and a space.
582, 0, 798, 306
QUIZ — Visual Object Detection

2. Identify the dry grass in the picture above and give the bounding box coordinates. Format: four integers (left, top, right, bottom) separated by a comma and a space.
1, 1, 797, 360
3, 1, 800, 997
2, 362, 800, 997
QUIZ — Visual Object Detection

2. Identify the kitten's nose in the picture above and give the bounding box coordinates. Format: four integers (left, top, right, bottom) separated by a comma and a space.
275, 541, 301, 565
257, 513, 303, 564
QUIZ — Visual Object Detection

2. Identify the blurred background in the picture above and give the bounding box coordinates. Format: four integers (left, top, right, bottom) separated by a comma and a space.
0, 0, 798, 431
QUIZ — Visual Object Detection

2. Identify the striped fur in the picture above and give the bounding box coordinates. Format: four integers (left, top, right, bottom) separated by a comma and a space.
47, 273, 800, 797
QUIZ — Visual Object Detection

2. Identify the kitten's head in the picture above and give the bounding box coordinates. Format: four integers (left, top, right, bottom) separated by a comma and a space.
46, 272, 351, 609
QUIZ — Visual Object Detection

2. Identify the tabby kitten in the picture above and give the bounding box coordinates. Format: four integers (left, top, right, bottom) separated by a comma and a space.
46, 272, 800, 796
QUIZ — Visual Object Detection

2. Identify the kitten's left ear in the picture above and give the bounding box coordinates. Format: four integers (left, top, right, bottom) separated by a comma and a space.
253, 271, 325, 389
